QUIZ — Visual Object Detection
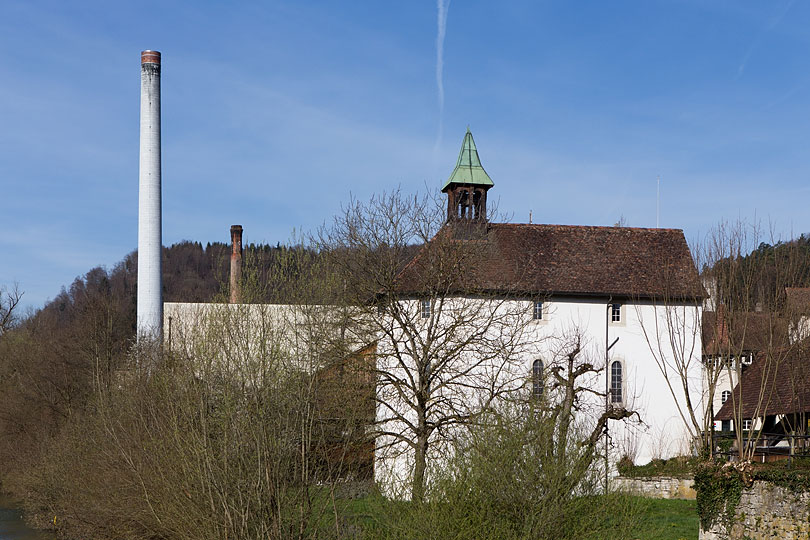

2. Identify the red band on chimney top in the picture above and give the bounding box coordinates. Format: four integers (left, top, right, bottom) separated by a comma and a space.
141, 50, 161, 64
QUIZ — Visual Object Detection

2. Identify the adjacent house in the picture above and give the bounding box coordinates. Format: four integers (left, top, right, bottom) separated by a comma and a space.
702, 308, 778, 433
708, 287, 810, 455
714, 340, 810, 451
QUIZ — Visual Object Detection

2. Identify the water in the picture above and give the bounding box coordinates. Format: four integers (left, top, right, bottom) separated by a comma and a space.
0, 495, 55, 540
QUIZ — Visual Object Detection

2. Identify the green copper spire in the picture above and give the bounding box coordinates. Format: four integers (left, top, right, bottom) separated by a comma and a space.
442, 127, 494, 192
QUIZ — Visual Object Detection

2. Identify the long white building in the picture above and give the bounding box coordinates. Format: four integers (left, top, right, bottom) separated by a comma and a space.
374, 129, 706, 496
158, 129, 707, 498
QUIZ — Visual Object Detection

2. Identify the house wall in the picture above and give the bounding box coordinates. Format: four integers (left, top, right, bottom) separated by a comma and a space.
712, 369, 742, 432
374, 295, 704, 497
164, 302, 310, 370
163, 302, 367, 374
710, 367, 736, 430
704, 356, 756, 433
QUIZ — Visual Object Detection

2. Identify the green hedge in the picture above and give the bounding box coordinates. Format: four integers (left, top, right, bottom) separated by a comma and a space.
617, 456, 699, 479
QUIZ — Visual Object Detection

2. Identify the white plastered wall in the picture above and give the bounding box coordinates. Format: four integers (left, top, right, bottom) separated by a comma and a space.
373, 296, 704, 497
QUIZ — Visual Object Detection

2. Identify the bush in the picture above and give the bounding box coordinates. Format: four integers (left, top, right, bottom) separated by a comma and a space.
361, 405, 645, 540
11, 331, 364, 540
618, 456, 699, 479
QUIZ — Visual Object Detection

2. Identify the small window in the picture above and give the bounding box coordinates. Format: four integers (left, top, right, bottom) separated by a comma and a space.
722, 420, 731, 432
742, 419, 752, 431
611, 303, 622, 323
610, 360, 623, 404
420, 299, 431, 319
533, 300, 544, 320
721, 390, 731, 404
532, 359, 543, 397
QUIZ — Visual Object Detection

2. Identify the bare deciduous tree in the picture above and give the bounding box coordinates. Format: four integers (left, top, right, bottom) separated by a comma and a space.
320, 190, 549, 501
633, 261, 705, 455
635, 220, 807, 461
46, 247, 366, 539
366, 333, 642, 540
0, 283, 23, 337
705, 221, 805, 461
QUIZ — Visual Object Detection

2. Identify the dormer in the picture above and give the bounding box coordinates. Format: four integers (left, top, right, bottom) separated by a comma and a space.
442, 128, 494, 222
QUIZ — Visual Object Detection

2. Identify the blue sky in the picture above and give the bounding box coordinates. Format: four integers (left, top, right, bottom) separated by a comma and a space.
2, 0, 810, 310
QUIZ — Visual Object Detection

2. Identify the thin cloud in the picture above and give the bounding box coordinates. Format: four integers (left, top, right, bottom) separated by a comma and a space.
433, 0, 451, 157
737, 0, 795, 78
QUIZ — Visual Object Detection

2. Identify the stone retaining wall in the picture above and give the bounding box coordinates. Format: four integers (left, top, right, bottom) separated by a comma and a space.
700, 481, 810, 539
613, 476, 696, 499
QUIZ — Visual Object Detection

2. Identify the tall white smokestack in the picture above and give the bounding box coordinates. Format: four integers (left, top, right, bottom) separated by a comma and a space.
137, 50, 162, 341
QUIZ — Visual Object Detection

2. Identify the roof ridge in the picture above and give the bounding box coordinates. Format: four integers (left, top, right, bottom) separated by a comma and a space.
490, 222, 684, 233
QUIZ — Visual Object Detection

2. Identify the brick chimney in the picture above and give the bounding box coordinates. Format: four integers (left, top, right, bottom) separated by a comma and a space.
230, 225, 243, 304
716, 303, 728, 352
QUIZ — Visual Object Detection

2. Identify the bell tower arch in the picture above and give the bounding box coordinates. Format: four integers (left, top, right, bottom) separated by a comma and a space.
442, 127, 494, 222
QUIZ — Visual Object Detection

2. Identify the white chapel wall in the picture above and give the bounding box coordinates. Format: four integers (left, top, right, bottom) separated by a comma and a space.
373, 295, 704, 497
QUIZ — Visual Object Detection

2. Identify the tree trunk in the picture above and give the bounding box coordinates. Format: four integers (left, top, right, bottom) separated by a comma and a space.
412, 428, 428, 503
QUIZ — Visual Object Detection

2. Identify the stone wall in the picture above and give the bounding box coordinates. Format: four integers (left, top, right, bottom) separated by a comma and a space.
700, 481, 810, 539
614, 476, 696, 500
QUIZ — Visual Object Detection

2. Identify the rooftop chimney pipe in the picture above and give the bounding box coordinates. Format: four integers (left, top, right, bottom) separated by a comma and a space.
137, 50, 163, 341
230, 225, 243, 304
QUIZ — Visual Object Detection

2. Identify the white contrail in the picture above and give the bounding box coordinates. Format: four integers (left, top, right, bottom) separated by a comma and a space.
434, 0, 450, 157
737, 0, 794, 78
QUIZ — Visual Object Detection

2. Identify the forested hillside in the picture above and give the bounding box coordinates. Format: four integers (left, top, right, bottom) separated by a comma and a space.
32, 239, 316, 342
705, 233, 810, 311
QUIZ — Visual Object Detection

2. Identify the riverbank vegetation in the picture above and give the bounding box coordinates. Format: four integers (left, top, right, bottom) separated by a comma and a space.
0, 194, 724, 539
0, 239, 674, 540
0, 244, 371, 539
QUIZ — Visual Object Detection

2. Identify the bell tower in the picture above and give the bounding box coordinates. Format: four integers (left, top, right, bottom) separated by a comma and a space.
442, 127, 494, 222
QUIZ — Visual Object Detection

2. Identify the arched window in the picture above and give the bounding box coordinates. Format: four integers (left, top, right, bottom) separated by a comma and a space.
610, 360, 623, 404
721, 390, 731, 404
457, 189, 469, 218
532, 359, 543, 397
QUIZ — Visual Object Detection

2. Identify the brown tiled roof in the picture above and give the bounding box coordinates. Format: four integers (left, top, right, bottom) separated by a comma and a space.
394, 222, 704, 299
702, 310, 788, 356
715, 342, 810, 420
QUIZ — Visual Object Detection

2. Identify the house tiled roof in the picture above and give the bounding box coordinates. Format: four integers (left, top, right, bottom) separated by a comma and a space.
702, 310, 788, 356
715, 342, 810, 420
394, 222, 704, 299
